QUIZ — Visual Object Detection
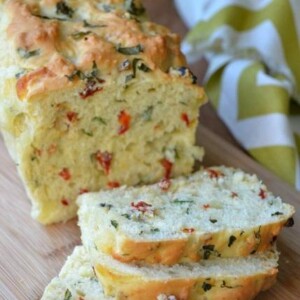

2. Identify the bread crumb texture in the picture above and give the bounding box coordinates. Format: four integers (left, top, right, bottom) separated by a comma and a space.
78, 166, 295, 265
0, 0, 206, 224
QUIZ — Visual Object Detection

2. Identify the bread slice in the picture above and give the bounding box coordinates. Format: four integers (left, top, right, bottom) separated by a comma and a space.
88, 243, 279, 300
78, 166, 295, 265
41, 246, 112, 300
0, 0, 205, 224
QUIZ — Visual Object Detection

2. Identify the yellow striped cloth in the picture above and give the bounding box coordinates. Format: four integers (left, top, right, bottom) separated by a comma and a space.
175, 0, 300, 190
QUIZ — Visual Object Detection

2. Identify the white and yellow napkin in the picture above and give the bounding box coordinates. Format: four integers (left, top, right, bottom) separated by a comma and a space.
175, 0, 300, 190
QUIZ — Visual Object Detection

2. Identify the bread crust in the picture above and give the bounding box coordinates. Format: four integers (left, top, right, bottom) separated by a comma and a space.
94, 261, 278, 300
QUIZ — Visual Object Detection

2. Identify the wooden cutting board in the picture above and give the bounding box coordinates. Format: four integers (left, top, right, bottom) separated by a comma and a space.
0, 125, 299, 300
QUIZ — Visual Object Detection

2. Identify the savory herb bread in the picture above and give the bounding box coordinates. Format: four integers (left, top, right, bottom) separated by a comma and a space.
0, 0, 206, 224
78, 166, 295, 265
87, 243, 279, 300
41, 246, 111, 300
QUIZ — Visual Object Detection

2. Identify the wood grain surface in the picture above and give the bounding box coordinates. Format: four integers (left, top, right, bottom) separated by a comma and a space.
0, 126, 299, 300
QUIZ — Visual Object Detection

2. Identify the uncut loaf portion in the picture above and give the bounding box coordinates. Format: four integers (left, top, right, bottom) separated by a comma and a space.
0, 0, 206, 224
87, 243, 279, 300
78, 166, 295, 266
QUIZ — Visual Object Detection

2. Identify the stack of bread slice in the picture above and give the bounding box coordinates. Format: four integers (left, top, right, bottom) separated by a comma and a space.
42, 166, 295, 299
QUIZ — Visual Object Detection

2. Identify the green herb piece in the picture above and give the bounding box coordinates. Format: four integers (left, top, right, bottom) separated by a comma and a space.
116, 44, 143, 55
202, 245, 215, 260
89, 61, 100, 78
271, 211, 283, 216
56, 1, 74, 18
17, 48, 40, 59
99, 203, 113, 210
209, 218, 218, 224
124, 0, 145, 16
142, 106, 154, 121
71, 31, 92, 40
64, 289, 72, 300
150, 228, 160, 233
220, 280, 241, 289
83, 20, 107, 28
15, 70, 26, 79
121, 213, 131, 220
172, 199, 194, 204
179, 101, 188, 106
82, 129, 93, 137
65, 70, 85, 81
240, 230, 245, 236
202, 282, 212, 292
228, 235, 237, 247
137, 62, 151, 72
111, 220, 118, 229
92, 116, 107, 125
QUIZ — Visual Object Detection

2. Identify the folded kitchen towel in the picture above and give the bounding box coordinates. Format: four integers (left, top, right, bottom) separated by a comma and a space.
175, 0, 300, 190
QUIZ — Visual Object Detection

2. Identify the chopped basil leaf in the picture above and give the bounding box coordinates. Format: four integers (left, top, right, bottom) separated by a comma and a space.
83, 20, 107, 28
150, 228, 160, 233
202, 282, 212, 292
56, 1, 74, 18
64, 289, 72, 300
142, 106, 154, 121
172, 199, 194, 204
202, 244, 215, 260
81, 129, 93, 137
220, 280, 241, 289
111, 220, 118, 229
209, 218, 218, 224
92, 116, 107, 125
203, 245, 215, 251
99, 203, 113, 210
17, 48, 40, 59
138, 62, 151, 72
72, 31, 92, 40
65, 70, 85, 81
116, 44, 143, 55
271, 211, 283, 216
228, 235, 237, 247
240, 230, 245, 236
121, 213, 131, 220
124, 0, 145, 16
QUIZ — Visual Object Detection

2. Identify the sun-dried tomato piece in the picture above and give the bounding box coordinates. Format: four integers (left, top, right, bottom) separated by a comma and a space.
59, 168, 71, 180
96, 151, 112, 175
107, 181, 120, 189
181, 113, 190, 127
118, 110, 131, 135
131, 201, 152, 213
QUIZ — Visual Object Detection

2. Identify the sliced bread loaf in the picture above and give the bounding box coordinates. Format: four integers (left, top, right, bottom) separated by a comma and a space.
0, 0, 205, 224
78, 166, 295, 265
42, 245, 278, 300
42, 246, 112, 300
88, 243, 279, 300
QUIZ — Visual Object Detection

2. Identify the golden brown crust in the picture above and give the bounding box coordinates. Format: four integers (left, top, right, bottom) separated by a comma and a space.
95, 219, 289, 265
4, 0, 187, 100
95, 263, 278, 300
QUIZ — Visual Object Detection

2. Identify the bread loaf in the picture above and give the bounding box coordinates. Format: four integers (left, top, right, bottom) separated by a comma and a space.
78, 166, 294, 265
0, 0, 205, 224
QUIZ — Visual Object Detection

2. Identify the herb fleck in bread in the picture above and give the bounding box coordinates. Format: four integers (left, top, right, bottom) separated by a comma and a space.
89, 244, 279, 300
78, 166, 295, 265
0, 0, 205, 224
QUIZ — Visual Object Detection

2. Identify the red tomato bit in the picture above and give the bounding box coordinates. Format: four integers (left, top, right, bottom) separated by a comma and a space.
182, 228, 195, 233
79, 188, 89, 195
79, 79, 104, 99
66, 111, 78, 122
107, 181, 120, 189
203, 204, 210, 209
118, 110, 131, 135
131, 201, 152, 213
231, 192, 238, 198
181, 113, 190, 127
161, 158, 173, 180
158, 178, 171, 191
96, 151, 112, 175
206, 168, 224, 179
259, 188, 267, 200
59, 168, 71, 181
61, 198, 69, 206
